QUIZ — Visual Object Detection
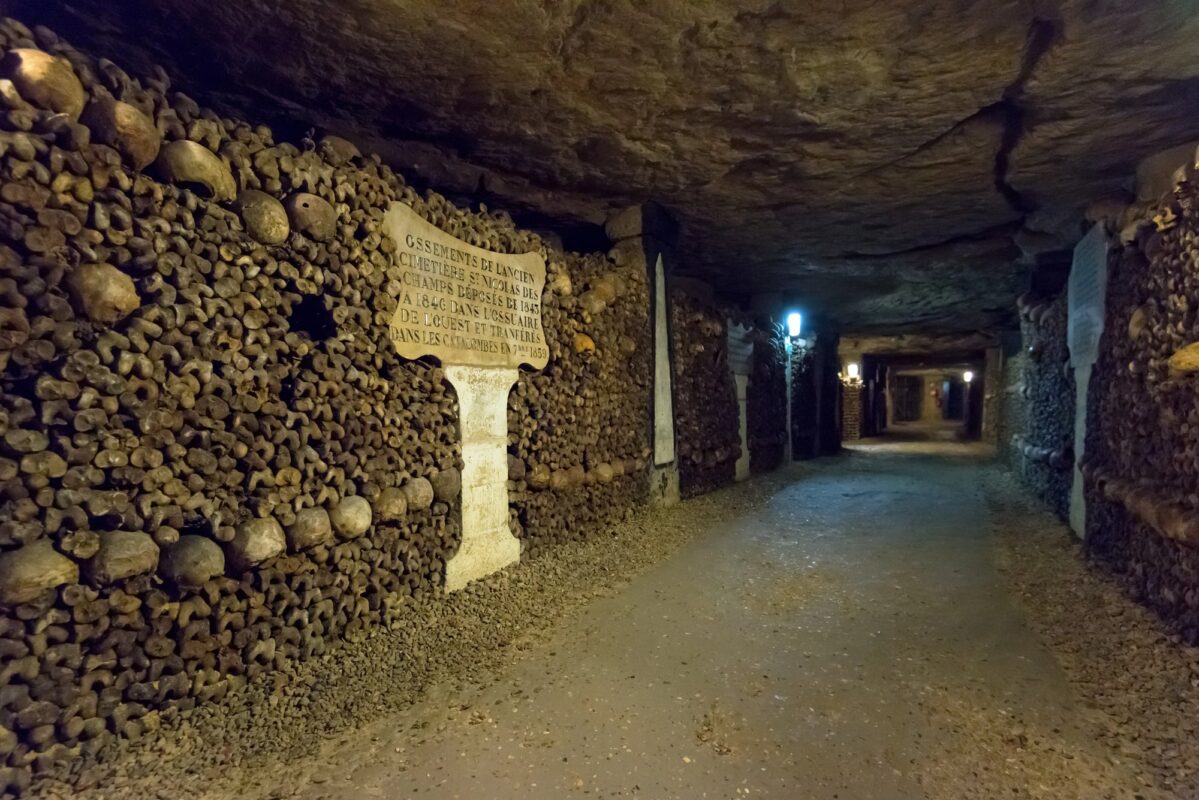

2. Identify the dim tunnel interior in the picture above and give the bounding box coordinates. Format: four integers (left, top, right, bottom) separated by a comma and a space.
1, 3, 1199, 799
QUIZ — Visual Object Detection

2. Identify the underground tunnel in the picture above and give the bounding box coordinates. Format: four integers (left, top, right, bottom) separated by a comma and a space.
0, 1, 1198, 798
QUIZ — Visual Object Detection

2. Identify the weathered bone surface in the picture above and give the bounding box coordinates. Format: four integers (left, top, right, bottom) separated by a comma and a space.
1001, 291, 1074, 518
233, 189, 289, 244
0, 47, 83, 119
80, 95, 160, 169
1085, 175, 1199, 642
0, 17, 788, 791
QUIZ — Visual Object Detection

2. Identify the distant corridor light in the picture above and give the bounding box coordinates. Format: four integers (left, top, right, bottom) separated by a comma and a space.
786, 311, 802, 338
846, 362, 860, 380
963, 370, 975, 383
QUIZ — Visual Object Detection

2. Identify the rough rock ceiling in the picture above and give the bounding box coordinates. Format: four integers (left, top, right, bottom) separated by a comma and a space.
20, 0, 1199, 334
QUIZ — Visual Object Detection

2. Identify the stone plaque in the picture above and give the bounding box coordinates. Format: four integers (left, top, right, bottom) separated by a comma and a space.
1067, 222, 1109, 369
383, 202, 548, 369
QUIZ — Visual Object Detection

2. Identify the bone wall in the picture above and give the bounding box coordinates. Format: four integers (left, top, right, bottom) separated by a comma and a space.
1008, 292, 1074, 518
1084, 177, 1199, 641
670, 289, 740, 497
746, 325, 787, 473
505, 250, 654, 553
0, 18, 688, 792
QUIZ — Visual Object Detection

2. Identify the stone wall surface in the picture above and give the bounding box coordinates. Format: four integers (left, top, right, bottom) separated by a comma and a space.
1009, 292, 1074, 518
1085, 174, 1199, 640
0, 18, 709, 792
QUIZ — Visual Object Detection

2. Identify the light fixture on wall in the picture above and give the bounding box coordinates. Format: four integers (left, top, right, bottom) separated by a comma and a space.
786, 311, 802, 338
842, 361, 862, 387
963, 370, 974, 383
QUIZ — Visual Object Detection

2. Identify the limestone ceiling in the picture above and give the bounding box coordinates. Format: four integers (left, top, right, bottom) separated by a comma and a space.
22, 0, 1199, 334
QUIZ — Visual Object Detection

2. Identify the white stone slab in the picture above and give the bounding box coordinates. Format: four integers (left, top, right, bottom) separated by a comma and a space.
727, 322, 753, 377
653, 254, 676, 466
1067, 223, 1109, 369
734, 373, 750, 482
1069, 364, 1091, 539
444, 365, 521, 592
1066, 224, 1109, 539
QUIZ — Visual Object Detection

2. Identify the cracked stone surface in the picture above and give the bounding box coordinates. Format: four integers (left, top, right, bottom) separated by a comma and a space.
23, 0, 1199, 332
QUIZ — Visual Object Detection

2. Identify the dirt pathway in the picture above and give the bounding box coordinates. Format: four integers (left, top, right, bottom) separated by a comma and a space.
286, 439, 1150, 800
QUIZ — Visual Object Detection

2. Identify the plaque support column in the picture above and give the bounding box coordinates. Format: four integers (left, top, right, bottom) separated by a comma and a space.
606, 204, 680, 507
443, 365, 521, 592
733, 374, 750, 480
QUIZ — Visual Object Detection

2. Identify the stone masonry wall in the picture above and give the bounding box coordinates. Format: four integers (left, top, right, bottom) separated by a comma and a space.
0, 18, 665, 792
1085, 175, 1199, 641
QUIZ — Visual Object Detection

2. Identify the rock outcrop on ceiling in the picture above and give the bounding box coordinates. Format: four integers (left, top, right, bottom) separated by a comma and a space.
19, 0, 1199, 333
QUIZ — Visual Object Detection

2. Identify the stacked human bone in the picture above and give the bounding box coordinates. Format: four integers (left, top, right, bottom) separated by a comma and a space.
670, 288, 740, 497
746, 321, 787, 471
1012, 290, 1074, 518
506, 253, 653, 553
788, 342, 817, 457
0, 17, 657, 790
1085, 159, 1199, 641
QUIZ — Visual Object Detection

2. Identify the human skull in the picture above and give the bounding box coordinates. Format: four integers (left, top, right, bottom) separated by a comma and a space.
0, 48, 84, 119
82, 96, 161, 170
285, 192, 337, 241
153, 140, 236, 202
318, 134, 361, 167
235, 189, 289, 245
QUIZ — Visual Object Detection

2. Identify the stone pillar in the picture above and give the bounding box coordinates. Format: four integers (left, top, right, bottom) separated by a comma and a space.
920, 376, 942, 421
842, 383, 863, 441
727, 321, 753, 481
1066, 223, 1110, 538
607, 204, 680, 507
443, 366, 520, 592
733, 374, 750, 480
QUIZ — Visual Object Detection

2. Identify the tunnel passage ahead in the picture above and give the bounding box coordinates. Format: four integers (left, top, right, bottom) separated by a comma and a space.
267, 435, 1149, 800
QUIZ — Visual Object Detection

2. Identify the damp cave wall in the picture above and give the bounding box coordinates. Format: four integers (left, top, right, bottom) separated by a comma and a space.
0, 18, 790, 790
1084, 176, 1199, 641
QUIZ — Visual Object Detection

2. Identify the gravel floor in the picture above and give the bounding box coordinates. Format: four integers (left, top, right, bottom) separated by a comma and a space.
985, 469, 1199, 798
29, 436, 1199, 799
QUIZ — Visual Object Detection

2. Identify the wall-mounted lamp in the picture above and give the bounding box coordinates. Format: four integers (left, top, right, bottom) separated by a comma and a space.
786, 311, 802, 338
842, 361, 862, 386
963, 370, 974, 383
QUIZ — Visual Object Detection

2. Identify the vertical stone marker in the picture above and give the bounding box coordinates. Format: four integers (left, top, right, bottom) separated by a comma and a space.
383, 202, 548, 591
727, 322, 753, 481
1066, 222, 1109, 538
